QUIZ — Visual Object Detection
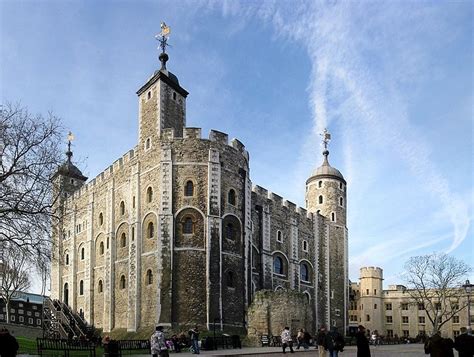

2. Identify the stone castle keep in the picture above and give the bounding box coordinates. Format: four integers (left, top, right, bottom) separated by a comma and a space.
50, 43, 348, 334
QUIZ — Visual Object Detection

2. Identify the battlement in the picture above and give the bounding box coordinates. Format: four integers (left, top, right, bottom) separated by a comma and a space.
360, 266, 383, 279
183, 127, 201, 139
209, 129, 228, 145
251, 185, 313, 221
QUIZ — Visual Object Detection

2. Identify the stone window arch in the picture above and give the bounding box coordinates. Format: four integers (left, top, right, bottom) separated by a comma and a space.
120, 232, 127, 247
120, 275, 126, 289
147, 222, 154, 238
317, 209, 321, 214
146, 186, 153, 203
98, 280, 103, 293
184, 180, 194, 197
100, 241, 104, 255
120, 201, 125, 216
226, 270, 235, 288
274, 256, 284, 275
145, 138, 151, 150
304, 291, 311, 303
80, 247, 85, 260
183, 217, 193, 234
99, 212, 104, 226
79, 280, 84, 295
146, 269, 153, 285
319, 195, 323, 204
300, 262, 310, 282
228, 189, 236, 205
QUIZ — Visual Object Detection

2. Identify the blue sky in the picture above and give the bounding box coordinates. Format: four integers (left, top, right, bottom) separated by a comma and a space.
1, 0, 472, 291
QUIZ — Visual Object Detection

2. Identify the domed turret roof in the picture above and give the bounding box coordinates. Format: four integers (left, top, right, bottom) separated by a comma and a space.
310, 150, 345, 182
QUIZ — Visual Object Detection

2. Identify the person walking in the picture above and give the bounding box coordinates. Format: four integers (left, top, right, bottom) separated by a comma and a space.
296, 329, 304, 349
327, 327, 344, 357
302, 330, 311, 351
316, 326, 328, 357
455, 327, 474, 357
424, 331, 452, 357
281, 326, 294, 353
355, 325, 371, 357
151, 326, 169, 357
188, 325, 200, 354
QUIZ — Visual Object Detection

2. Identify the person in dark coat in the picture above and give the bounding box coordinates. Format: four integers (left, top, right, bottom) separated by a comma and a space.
455, 327, 474, 357
0, 328, 19, 357
355, 325, 371, 357
316, 326, 327, 357
424, 331, 455, 357
327, 327, 345, 357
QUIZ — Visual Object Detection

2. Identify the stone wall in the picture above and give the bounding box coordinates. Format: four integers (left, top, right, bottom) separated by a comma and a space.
247, 290, 313, 345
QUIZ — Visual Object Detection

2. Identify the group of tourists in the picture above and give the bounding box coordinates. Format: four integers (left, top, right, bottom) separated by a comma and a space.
280, 325, 345, 356
424, 327, 474, 357
150, 325, 200, 357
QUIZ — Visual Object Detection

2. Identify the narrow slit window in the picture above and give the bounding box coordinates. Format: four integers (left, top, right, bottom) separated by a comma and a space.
185, 181, 194, 197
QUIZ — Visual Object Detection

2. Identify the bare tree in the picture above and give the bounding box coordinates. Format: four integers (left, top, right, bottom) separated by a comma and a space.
403, 253, 472, 334
0, 245, 31, 322
0, 102, 63, 258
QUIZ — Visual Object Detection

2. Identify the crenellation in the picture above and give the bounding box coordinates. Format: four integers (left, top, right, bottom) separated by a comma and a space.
283, 200, 296, 211
161, 127, 175, 140
252, 185, 268, 197
268, 191, 282, 205
209, 129, 228, 144
183, 127, 201, 139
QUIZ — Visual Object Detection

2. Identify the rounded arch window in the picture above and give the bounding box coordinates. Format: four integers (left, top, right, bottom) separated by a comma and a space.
184, 180, 194, 197
145, 138, 151, 150
274, 256, 284, 275
339, 197, 344, 207
302, 240, 308, 252
331, 212, 336, 222
65, 254, 69, 265
120, 201, 125, 215
98, 280, 103, 293
99, 241, 104, 255
99, 212, 104, 226
79, 280, 84, 295
228, 189, 236, 205
319, 195, 323, 204
146, 269, 153, 285
318, 181, 323, 188
300, 263, 310, 282
147, 222, 154, 239
147, 187, 153, 203
304, 292, 311, 303
226, 271, 235, 288
276, 230, 283, 242
225, 223, 235, 240
80, 247, 85, 260
183, 217, 193, 234
120, 275, 126, 289
120, 232, 127, 247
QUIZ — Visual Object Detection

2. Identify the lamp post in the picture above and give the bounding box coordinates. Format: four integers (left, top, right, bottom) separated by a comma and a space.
462, 279, 473, 333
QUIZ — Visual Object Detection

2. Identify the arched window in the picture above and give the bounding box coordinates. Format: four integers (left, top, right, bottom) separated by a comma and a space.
331, 212, 336, 222
147, 187, 153, 203
79, 280, 84, 295
131, 227, 135, 241
303, 240, 308, 252
145, 138, 151, 150
99, 212, 104, 226
318, 181, 323, 188
319, 195, 323, 204
301, 263, 309, 282
185, 180, 194, 197
316, 209, 321, 214
120, 233, 127, 247
146, 270, 153, 285
120, 275, 126, 289
274, 256, 284, 275
100, 241, 104, 255
64, 283, 69, 305
339, 197, 344, 207
228, 189, 236, 205
148, 222, 154, 238
81, 247, 85, 260
98, 280, 103, 293
65, 254, 69, 265
183, 217, 193, 234
339, 182, 343, 189
120, 201, 125, 215
226, 271, 234, 288
225, 223, 234, 240
276, 230, 283, 242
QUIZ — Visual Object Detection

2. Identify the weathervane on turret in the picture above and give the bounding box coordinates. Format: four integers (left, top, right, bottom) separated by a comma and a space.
320, 128, 331, 159
155, 22, 171, 70
66, 131, 75, 163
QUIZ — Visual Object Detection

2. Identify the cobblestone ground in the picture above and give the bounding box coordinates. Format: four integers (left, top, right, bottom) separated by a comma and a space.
129, 343, 428, 357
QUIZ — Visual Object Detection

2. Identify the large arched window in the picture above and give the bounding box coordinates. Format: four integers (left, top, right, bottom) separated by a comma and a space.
100, 241, 104, 255
183, 217, 193, 234
120, 232, 127, 247
120, 275, 126, 289
98, 280, 103, 293
228, 189, 236, 205
225, 223, 235, 240
274, 256, 284, 275
184, 180, 194, 197
147, 187, 153, 203
120, 201, 125, 216
146, 269, 153, 285
79, 280, 84, 295
148, 222, 154, 238
226, 271, 234, 288
319, 195, 323, 204
301, 263, 310, 282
